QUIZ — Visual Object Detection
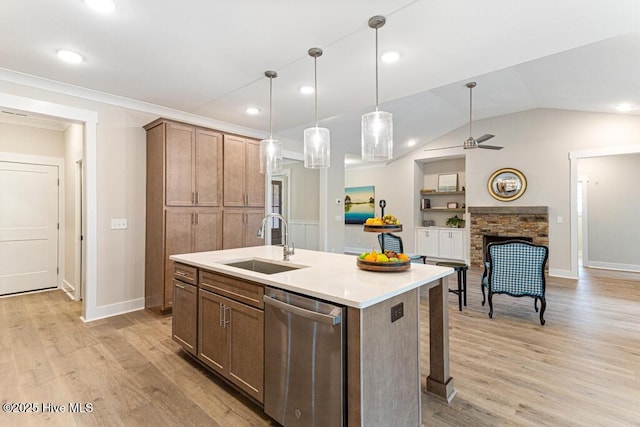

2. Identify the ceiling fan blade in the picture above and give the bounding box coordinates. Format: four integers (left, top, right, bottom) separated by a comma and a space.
478, 144, 503, 150
475, 134, 495, 143
423, 145, 461, 152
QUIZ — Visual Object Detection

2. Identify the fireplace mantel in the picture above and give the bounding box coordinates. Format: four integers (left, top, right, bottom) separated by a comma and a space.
468, 206, 548, 215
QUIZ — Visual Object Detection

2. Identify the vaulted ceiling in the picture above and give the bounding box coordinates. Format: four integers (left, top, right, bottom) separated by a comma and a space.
3, 0, 640, 160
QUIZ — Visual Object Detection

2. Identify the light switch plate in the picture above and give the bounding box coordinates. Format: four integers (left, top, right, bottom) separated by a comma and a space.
111, 218, 128, 230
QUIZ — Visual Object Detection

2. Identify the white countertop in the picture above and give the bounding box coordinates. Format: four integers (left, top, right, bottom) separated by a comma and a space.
170, 246, 453, 308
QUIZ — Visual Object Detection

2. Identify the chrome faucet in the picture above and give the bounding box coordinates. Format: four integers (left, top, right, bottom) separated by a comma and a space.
257, 213, 295, 261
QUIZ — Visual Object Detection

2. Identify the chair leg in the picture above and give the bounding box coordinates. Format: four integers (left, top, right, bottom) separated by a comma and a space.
488, 292, 494, 319
481, 282, 486, 306
463, 269, 467, 307
457, 270, 462, 311
539, 297, 546, 325
534, 297, 539, 312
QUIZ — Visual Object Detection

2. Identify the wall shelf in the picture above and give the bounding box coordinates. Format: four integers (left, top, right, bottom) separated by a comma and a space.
420, 191, 465, 196
421, 208, 465, 213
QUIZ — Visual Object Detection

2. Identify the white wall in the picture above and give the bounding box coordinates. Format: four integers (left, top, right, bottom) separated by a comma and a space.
578, 154, 640, 269
63, 123, 83, 293
346, 108, 640, 275
289, 161, 319, 220
0, 121, 64, 157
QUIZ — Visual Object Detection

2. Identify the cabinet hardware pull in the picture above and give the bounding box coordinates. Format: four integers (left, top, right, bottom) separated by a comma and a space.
175, 271, 188, 277
196, 192, 199, 204
175, 283, 185, 290
192, 192, 196, 204
219, 303, 224, 326
224, 306, 231, 326
195, 212, 199, 225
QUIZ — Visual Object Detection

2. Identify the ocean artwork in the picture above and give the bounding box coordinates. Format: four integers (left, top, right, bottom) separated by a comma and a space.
344, 186, 375, 224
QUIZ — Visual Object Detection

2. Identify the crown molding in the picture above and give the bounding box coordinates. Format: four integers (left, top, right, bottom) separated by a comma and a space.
0, 68, 267, 139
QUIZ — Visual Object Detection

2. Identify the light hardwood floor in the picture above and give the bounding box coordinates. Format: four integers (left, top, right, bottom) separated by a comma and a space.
1, 266, 639, 426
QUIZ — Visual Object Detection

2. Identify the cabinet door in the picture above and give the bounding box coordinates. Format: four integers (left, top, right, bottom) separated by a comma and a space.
222, 209, 245, 249
416, 229, 438, 257
223, 135, 246, 207
172, 280, 197, 355
166, 123, 195, 206
194, 209, 222, 252
448, 230, 465, 260
244, 209, 265, 248
195, 129, 222, 206
245, 139, 265, 207
226, 296, 264, 403
165, 209, 195, 308
198, 289, 227, 375
438, 229, 464, 260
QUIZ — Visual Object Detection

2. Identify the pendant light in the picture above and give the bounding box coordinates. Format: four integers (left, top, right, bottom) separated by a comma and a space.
260, 70, 283, 174
304, 47, 330, 168
361, 15, 393, 161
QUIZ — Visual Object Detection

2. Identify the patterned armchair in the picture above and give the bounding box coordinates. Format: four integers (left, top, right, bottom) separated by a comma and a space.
481, 240, 549, 325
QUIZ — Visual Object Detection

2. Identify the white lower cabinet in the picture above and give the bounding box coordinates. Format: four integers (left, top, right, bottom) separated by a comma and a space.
415, 227, 466, 261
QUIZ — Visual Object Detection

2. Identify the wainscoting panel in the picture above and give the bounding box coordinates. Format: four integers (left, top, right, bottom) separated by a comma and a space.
289, 219, 319, 251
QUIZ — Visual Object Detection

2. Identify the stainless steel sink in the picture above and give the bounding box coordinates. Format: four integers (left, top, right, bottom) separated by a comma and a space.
221, 258, 307, 275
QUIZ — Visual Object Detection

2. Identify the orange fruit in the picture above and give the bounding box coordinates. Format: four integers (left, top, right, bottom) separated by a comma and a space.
398, 253, 409, 261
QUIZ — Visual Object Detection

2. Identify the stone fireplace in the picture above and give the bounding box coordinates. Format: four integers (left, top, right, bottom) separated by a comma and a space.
468, 206, 549, 267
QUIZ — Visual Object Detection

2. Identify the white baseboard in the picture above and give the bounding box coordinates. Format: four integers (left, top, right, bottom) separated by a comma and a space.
61, 279, 75, 293
548, 268, 576, 279
82, 298, 145, 322
585, 261, 640, 273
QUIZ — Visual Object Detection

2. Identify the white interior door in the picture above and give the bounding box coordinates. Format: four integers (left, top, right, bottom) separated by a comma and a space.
0, 161, 59, 295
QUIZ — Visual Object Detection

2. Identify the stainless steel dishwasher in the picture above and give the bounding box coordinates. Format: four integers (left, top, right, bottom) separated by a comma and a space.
263, 287, 344, 427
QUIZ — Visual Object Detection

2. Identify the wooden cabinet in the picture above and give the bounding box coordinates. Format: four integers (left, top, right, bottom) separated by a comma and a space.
222, 209, 264, 249
223, 135, 264, 207
415, 227, 466, 261
197, 272, 264, 403
164, 208, 222, 308
165, 123, 222, 207
145, 118, 264, 314
172, 277, 197, 356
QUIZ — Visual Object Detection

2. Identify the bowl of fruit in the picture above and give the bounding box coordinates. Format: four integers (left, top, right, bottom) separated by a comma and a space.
356, 250, 411, 272
363, 214, 402, 233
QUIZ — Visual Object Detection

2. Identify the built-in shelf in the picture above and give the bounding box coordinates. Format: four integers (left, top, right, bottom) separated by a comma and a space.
420, 191, 465, 196
421, 208, 465, 213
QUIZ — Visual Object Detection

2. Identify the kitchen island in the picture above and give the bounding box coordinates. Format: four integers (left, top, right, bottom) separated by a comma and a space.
171, 246, 456, 426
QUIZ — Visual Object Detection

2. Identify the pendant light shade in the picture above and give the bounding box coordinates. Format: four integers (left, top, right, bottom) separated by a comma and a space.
260, 70, 283, 174
304, 47, 330, 168
361, 15, 393, 162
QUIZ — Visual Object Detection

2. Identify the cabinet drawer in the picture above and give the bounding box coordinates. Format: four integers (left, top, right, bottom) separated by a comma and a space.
200, 270, 264, 309
174, 263, 197, 285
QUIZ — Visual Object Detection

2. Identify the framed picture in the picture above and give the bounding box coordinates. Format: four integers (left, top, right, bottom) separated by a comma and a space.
438, 173, 458, 192
487, 168, 527, 201
344, 186, 375, 224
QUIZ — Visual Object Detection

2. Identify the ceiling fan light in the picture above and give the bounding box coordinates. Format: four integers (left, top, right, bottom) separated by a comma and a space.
304, 126, 330, 168
259, 139, 282, 174
463, 137, 477, 149
361, 110, 393, 161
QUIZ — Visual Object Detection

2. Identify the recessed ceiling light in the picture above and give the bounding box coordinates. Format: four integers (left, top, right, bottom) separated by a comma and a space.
57, 49, 84, 64
299, 85, 314, 95
381, 51, 400, 63
84, 0, 116, 13
407, 139, 416, 147
616, 103, 636, 112
246, 107, 260, 115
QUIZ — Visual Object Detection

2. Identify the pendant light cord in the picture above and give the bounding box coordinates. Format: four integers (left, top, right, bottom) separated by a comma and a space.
269, 76, 274, 139
469, 85, 473, 137
375, 27, 379, 111
314, 56, 319, 126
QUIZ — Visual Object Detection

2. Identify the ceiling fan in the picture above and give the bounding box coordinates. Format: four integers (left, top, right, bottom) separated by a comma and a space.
425, 82, 503, 151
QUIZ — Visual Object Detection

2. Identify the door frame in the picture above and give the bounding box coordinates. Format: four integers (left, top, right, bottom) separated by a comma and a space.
0, 93, 98, 321
0, 154, 64, 292
75, 159, 84, 301
569, 144, 640, 279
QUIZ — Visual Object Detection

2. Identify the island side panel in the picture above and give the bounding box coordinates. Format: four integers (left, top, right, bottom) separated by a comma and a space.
347, 289, 421, 427
426, 276, 456, 402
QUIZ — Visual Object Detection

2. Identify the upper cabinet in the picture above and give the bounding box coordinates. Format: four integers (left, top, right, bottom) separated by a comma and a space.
165, 122, 222, 207
223, 135, 265, 208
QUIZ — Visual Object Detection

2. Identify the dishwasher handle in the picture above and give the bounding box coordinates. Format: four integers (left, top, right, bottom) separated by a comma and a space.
263, 295, 342, 326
